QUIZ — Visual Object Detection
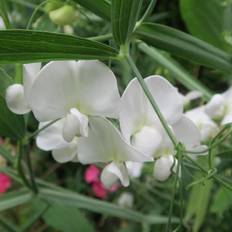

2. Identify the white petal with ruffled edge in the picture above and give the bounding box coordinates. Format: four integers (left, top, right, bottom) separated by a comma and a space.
185, 107, 218, 141
29, 61, 78, 121
36, 119, 69, 151
5, 84, 30, 114
75, 61, 120, 118
78, 117, 152, 164
52, 141, 78, 163
101, 162, 129, 188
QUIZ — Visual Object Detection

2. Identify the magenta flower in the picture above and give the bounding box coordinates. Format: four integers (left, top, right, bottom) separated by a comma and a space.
84, 165, 100, 184
0, 173, 11, 193
92, 181, 108, 199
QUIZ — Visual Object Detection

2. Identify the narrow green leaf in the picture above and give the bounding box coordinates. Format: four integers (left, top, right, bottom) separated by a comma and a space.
136, 23, 232, 73
138, 43, 213, 99
0, 190, 32, 212
39, 188, 175, 224
0, 69, 25, 139
0, 30, 118, 64
43, 204, 94, 232
111, 0, 142, 45
74, 0, 111, 20
180, 0, 232, 51
0, 145, 15, 164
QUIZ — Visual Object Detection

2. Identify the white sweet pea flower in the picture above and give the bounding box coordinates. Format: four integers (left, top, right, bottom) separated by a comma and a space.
29, 61, 120, 142
119, 76, 204, 181
77, 117, 152, 188
119, 75, 184, 158
36, 119, 78, 163
185, 106, 219, 141
5, 63, 41, 114
205, 88, 232, 124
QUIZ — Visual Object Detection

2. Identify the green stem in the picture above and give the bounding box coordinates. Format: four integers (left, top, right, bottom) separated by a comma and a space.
25, 146, 38, 193
16, 141, 31, 189
15, 64, 23, 84
26, 0, 48, 30
185, 156, 232, 191
166, 149, 182, 232
126, 54, 178, 147
25, 118, 60, 142
138, 0, 157, 25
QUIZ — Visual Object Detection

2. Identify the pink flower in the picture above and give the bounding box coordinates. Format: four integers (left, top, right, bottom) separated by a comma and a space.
84, 165, 100, 184
0, 173, 11, 193
92, 181, 108, 199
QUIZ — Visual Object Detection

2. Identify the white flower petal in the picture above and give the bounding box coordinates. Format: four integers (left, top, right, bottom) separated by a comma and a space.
101, 162, 129, 188
222, 113, 232, 125
63, 108, 88, 142
5, 84, 30, 114
75, 60, 120, 118
23, 63, 41, 99
172, 116, 201, 149
126, 161, 144, 178
119, 76, 183, 142
154, 155, 176, 181
145, 75, 184, 125
29, 61, 78, 121
36, 119, 69, 151
205, 94, 226, 119
131, 126, 162, 157
120, 78, 151, 142
185, 107, 218, 141
52, 141, 78, 163
78, 117, 152, 164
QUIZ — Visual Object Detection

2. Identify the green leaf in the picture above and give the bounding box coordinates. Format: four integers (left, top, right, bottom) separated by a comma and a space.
111, 0, 142, 45
211, 187, 232, 216
0, 190, 32, 212
43, 204, 94, 232
0, 69, 25, 139
0, 145, 15, 164
0, 30, 118, 64
180, 0, 232, 51
39, 188, 176, 224
185, 177, 213, 232
138, 43, 212, 99
136, 23, 232, 73
74, 0, 111, 20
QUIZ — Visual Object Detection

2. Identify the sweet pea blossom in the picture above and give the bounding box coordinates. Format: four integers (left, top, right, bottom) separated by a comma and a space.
185, 107, 219, 141
0, 173, 11, 193
85, 165, 100, 184
119, 76, 204, 181
6, 63, 41, 114
29, 61, 120, 142
117, 192, 134, 208
36, 119, 79, 162
205, 88, 232, 125
77, 117, 152, 188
